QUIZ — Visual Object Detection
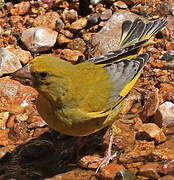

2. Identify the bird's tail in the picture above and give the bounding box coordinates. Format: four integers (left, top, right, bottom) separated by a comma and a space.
119, 17, 167, 49
86, 18, 167, 64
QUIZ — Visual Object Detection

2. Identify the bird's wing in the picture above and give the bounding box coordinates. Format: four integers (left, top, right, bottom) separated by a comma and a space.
78, 52, 150, 118
85, 18, 167, 64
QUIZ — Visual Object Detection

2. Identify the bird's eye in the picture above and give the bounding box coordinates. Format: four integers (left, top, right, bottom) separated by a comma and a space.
39, 72, 49, 79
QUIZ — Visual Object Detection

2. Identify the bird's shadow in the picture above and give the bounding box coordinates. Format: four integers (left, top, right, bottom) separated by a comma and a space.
0, 129, 107, 180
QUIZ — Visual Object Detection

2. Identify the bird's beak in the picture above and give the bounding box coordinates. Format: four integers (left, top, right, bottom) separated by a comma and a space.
12, 64, 34, 85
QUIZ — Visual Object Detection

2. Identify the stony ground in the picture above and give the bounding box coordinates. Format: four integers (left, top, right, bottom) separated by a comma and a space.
0, 0, 174, 179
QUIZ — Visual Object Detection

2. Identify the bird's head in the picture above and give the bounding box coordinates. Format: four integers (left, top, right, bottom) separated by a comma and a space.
12, 55, 68, 90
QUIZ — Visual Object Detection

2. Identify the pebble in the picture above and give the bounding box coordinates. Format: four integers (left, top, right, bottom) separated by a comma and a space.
0, 129, 10, 146
21, 27, 58, 52
154, 101, 174, 134
163, 51, 174, 61
28, 120, 47, 129
33, 127, 49, 137
6, 115, 15, 128
158, 160, 174, 175
9, 15, 24, 29
9, 122, 29, 141
158, 175, 174, 180
150, 135, 174, 161
33, 11, 60, 30
0, 78, 38, 114
55, 18, 65, 32
78, 155, 101, 169
140, 88, 160, 122
10, 1, 30, 16
69, 18, 87, 32
60, 49, 85, 63
135, 121, 166, 143
100, 9, 112, 20
115, 169, 136, 180
0, 147, 9, 160
87, 14, 100, 26
90, 0, 102, 6
67, 38, 86, 53
59, 29, 73, 38
119, 140, 155, 163
113, 1, 128, 9
138, 162, 160, 179
0, 47, 22, 76
45, 168, 96, 180
0, 111, 9, 129
57, 34, 72, 46
97, 163, 125, 179
62, 9, 78, 23
7, 46, 32, 65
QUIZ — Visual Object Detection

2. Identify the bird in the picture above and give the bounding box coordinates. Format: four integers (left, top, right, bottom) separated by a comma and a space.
12, 18, 167, 171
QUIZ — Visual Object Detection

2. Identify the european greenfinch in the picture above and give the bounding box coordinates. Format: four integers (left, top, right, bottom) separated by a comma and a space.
13, 18, 167, 170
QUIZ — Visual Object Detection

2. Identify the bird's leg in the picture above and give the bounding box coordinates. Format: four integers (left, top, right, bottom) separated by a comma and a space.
95, 129, 118, 173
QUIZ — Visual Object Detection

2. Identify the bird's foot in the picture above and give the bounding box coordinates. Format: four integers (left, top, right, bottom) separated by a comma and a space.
87, 133, 118, 173
95, 151, 118, 173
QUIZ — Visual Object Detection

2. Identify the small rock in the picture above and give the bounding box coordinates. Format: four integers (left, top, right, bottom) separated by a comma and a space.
0, 111, 9, 129
29, 115, 43, 123
140, 88, 160, 122
115, 170, 136, 180
9, 122, 29, 141
113, 1, 128, 9
100, 9, 112, 21
7, 46, 32, 65
158, 175, 174, 180
28, 120, 47, 129
62, 9, 78, 23
163, 51, 174, 61
0, 48, 22, 76
158, 160, 174, 175
159, 83, 174, 93
45, 168, 96, 180
138, 162, 160, 179
34, 11, 60, 30
69, 18, 87, 32
6, 115, 15, 129
97, 163, 125, 179
60, 49, 85, 63
150, 135, 174, 161
165, 17, 174, 41
0, 147, 9, 160
166, 41, 174, 51
15, 113, 28, 122
87, 14, 100, 27
162, 90, 174, 103
0, 129, 10, 146
33, 127, 49, 137
78, 155, 101, 169
0, 78, 38, 114
57, 34, 72, 46
21, 27, 58, 52
154, 102, 174, 134
9, 15, 24, 29
83, 32, 94, 41
106, 120, 136, 149
90, 0, 102, 6
10, 1, 30, 16
119, 140, 155, 163
135, 122, 166, 143
55, 18, 65, 32
67, 38, 86, 53
60, 29, 73, 38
